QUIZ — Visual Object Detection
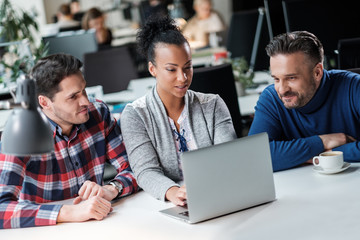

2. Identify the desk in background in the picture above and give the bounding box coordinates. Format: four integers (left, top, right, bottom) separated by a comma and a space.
103, 71, 272, 117
102, 77, 156, 104
103, 82, 260, 117
2, 163, 359, 239
111, 27, 137, 47
191, 46, 227, 67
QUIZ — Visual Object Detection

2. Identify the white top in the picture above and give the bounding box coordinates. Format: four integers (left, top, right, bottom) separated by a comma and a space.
183, 11, 225, 46
168, 107, 198, 173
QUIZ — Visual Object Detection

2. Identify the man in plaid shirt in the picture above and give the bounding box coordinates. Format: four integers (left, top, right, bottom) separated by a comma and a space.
0, 53, 138, 229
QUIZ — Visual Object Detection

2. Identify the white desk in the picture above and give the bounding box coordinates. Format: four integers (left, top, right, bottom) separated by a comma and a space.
238, 94, 259, 116
2, 163, 360, 239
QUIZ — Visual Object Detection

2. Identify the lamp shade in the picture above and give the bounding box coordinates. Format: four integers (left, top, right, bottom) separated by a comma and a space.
1, 75, 54, 156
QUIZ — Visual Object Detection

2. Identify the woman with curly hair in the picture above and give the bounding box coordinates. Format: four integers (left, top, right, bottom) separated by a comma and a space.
121, 16, 236, 206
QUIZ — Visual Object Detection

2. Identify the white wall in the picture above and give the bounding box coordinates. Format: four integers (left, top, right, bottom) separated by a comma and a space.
80, 0, 116, 12
43, 0, 68, 24
10, 0, 47, 26
9, 0, 47, 44
213, 0, 232, 26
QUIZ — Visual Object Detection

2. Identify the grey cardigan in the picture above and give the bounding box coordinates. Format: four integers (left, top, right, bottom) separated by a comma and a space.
120, 86, 236, 200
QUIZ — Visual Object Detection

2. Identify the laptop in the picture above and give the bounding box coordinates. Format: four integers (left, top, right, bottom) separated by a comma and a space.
159, 132, 276, 223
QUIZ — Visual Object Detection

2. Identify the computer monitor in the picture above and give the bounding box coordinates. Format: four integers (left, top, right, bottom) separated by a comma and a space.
264, 0, 287, 39
83, 46, 139, 94
227, 8, 270, 72
43, 29, 98, 62
282, 0, 360, 68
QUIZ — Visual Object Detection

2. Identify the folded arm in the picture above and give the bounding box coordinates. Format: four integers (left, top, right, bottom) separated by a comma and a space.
0, 155, 62, 229
249, 91, 358, 171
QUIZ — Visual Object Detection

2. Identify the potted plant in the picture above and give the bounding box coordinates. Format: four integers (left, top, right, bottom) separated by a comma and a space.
0, 0, 48, 86
230, 57, 254, 96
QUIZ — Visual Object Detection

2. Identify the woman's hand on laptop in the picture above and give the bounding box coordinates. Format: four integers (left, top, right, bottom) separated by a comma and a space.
165, 186, 187, 206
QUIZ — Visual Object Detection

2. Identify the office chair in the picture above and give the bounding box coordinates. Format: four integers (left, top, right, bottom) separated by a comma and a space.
190, 63, 243, 138
83, 46, 139, 94
226, 8, 270, 72
337, 38, 360, 70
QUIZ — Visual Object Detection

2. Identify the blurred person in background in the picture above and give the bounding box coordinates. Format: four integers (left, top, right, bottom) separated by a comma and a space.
56, 3, 81, 31
70, 0, 85, 22
82, 7, 113, 50
182, 0, 225, 49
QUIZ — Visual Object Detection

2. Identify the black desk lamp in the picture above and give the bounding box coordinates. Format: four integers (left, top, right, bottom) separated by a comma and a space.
1, 75, 54, 155
1, 74, 54, 155
0, 40, 54, 155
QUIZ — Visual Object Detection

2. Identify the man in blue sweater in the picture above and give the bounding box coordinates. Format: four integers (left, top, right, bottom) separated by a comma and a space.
248, 31, 358, 171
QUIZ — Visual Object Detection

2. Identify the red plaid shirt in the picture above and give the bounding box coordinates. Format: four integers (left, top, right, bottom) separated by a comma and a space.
0, 99, 138, 229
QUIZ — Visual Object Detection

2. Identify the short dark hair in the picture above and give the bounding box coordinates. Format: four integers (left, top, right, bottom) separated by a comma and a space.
265, 31, 324, 66
136, 15, 188, 64
31, 53, 83, 100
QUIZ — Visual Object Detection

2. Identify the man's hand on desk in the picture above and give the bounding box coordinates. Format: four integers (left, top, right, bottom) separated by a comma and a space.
73, 180, 118, 204
57, 196, 113, 223
304, 133, 357, 164
57, 180, 118, 223
319, 133, 356, 150
302, 133, 357, 165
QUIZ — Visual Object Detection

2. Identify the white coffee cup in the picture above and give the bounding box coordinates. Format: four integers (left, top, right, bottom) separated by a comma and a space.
313, 151, 344, 170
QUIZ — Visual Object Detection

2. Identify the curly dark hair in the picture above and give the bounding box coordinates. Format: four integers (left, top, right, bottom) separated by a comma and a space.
136, 15, 188, 64
31, 53, 83, 100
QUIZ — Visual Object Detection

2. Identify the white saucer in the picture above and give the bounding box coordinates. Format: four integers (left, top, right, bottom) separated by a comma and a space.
313, 162, 351, 174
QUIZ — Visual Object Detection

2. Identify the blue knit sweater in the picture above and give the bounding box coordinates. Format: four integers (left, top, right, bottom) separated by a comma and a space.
249, 69, 360, 171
